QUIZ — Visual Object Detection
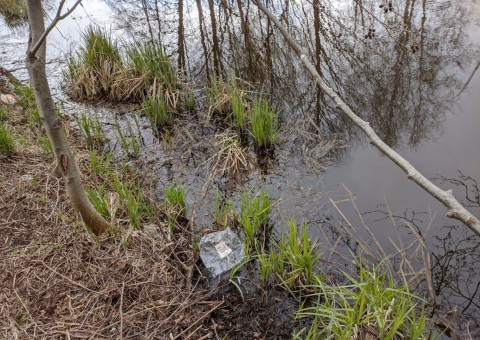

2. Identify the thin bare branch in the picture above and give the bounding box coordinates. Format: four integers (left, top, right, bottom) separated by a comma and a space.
30, 0, 83, 57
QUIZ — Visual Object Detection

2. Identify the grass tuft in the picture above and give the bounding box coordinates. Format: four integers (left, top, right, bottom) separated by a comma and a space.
250, 96, 277, 151
142, 94, 173, 133
295, 263, 429, 339
76, 112, 105, 150
0, 123, 14, 156
164, 185, 187, 219
239, 190, 273, 251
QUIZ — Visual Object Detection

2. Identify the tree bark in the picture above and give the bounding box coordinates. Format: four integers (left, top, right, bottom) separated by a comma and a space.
25, 0, 109, 236
252, 0, 480, 236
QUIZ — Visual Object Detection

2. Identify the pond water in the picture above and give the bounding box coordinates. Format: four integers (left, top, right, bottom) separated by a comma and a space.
1, 0, 479, 336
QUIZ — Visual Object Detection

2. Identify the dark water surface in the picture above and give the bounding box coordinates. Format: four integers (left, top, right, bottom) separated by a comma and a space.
1, 0, 479, 335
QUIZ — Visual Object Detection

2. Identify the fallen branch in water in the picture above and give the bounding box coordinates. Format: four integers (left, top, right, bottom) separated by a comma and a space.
252, 0, 480, 237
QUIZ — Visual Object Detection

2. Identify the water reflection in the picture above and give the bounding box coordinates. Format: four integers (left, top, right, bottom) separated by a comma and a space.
104, 0, 477, 151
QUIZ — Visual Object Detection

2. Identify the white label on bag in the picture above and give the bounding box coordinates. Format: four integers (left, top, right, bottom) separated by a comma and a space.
215, 241, 232, 258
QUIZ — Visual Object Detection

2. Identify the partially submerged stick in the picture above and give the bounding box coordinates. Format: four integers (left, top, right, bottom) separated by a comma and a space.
252, 0, 480, 236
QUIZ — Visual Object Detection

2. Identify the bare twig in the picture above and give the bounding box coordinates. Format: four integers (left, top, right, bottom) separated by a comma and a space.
30, 0, 83, 57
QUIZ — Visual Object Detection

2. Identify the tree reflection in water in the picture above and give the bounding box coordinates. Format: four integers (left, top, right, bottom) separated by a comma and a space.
106, 0, 477, 150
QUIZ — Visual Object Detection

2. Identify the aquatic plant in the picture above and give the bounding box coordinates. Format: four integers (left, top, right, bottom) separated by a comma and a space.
239, 190, 273, 250
228, 85, 246, 134
76, 112, 105, 150
127, 41, 177, 92
295, 263, 429, 339
204, 77, 230, 118
208, 133, 250, 179
179, 87, 195, 112
142, 94, 172, 133
0, 123, 14, 156
275, 219, 320, 287
250, 96, 277, 151
111, 172, 152, 228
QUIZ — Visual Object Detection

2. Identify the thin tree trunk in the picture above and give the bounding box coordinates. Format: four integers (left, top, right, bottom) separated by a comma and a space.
25, 0, 109, 236
252, 0, 480, 236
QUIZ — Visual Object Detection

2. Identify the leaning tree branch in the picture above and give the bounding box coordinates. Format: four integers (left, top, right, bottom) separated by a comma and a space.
252, 0, 480, 236
29, 0, 83, 57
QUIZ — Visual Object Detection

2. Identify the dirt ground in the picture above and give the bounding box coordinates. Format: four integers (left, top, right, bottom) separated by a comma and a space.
0, 70, 302, 339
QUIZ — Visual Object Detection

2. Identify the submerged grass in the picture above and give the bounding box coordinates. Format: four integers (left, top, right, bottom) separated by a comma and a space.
295, 263, 429, 339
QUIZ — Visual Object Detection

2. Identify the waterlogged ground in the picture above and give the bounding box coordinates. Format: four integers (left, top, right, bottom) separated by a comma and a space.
1, 0, 480, 336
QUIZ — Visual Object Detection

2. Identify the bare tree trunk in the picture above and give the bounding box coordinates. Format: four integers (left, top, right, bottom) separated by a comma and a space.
25, 0, 109, 236
252, 0, 480, 236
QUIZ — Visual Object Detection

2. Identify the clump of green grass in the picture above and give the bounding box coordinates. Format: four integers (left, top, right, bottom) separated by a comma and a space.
204, 77, 230, 118
250, 96, 277, 151
65, 26, 123, 101
113, 116, 140, 159
229, 85, 246, 134
295, 263, 429, 339
164, 185, 187, 219
0, 107, 10, 122
179, 88, 195, 112
111, 172, 152, 228
13, 84, 41, 126
164, 185, 187, 232
239, 190, 273, 251
87, 186, 111, 221
85, 151, 112, 177
0, 123, 14, 156
142, 94, 173, 133
275, 219, 320, 288
76, 112, 105, 150
65, 28, 180, 104
127, 41, 177, 92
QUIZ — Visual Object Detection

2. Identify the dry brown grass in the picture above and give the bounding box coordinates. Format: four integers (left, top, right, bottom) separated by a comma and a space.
0, 80, 216, 338
208, 132, 251, 180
